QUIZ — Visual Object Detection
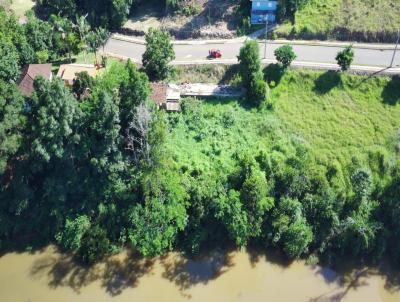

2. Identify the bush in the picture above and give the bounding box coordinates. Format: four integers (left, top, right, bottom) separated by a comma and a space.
336, 45, 354, 71
248, 72, 268, 106
35, 50, 49, 64
274, 45, 297, 69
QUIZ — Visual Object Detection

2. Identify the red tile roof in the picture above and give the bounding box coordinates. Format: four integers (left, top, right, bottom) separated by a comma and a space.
18, 64, 52, 96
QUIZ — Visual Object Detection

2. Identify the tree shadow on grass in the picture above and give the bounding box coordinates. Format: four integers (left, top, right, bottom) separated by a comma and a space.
313, 71, 343, 95
381, 76, 400, 105
263, 63, 285, 86
218, 64, 240, 85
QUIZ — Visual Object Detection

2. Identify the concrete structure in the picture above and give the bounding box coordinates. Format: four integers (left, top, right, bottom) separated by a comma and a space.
251, 0, 278, 24
150, 83, 181, 112
179, 84, 245, 98
18, 64, 52, 96
57, 64, 102, 86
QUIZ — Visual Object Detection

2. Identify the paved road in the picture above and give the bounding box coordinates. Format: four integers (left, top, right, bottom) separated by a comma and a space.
105, 38, 400, 68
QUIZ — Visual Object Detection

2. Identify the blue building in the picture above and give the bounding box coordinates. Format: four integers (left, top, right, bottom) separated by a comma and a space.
250, 0, 278, 25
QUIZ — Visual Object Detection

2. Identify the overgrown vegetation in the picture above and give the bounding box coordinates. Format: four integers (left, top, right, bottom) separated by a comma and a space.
2, 0, 400, 271
166, 69, 400, 263
275, 0, 400, 42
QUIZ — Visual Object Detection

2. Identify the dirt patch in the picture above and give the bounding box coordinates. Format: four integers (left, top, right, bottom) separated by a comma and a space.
122, 0, 239, 39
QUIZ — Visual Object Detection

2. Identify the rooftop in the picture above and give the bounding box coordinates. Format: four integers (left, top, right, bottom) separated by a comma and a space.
18, 64, 52, 96
57, 64, 102, 85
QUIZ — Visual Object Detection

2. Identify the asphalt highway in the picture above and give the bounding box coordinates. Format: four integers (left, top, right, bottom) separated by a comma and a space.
105, 37, 400, 68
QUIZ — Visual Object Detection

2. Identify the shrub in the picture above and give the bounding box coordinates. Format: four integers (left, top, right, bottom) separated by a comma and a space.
248, 72, 268, 106
336, 45, 354, 71
35, 50, 49, 63
274, 45, 297, 69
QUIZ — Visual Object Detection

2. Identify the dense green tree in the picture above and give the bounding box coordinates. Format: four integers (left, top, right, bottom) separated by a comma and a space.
72, 71, 95, 100
215, 156, 274, 246
24, 15, 55, 60
0, 81, 26, 174
271, 197, 313, 258
303, 190, 342, 252
119, 60, 150, 130
338, 200, 382, 257
82, 90, 122, 174
351, 168, 372, 201
274, 45, 297, 69
238, 40, 268, 106
36, 0, 78, 18
237, 40, 261, 88
336, 45, 354, 71
0, 36, 20, 82
27, 77, 80, 165
50, 15, 81, 60
79, 226, 110, 264
0, 9, 34, 67
142, 28, 175, 81
55, 215, 91, 251
38, 0, 136, 29
127, 169, 188, 257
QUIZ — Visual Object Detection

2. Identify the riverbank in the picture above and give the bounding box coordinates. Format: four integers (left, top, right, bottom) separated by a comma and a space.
0, 246, 399, 302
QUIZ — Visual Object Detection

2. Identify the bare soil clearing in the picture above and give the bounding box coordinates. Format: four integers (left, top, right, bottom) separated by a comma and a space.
123, 0, 239, 39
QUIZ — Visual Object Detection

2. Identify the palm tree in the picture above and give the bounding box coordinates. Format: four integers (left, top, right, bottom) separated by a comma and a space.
75, 15, 90, 63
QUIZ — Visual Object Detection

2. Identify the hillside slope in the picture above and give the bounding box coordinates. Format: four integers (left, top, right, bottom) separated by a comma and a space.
276, 0, 400, 42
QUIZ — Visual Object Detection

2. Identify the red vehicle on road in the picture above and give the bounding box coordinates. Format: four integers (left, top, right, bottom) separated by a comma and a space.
208, 49, 222, 59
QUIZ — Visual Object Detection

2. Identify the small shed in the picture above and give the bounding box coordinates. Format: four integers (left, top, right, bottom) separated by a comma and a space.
57, 64, 102, 86
251, 0, 278, 24
18, 64, 52, 96
150, 83, 181, 112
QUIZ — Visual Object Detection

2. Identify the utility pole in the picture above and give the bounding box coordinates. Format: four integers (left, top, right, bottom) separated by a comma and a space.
264, 15, 268, 59
390, 29, 400, 68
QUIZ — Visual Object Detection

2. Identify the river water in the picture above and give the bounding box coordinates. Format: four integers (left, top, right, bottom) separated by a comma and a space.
0, 246, 399, 302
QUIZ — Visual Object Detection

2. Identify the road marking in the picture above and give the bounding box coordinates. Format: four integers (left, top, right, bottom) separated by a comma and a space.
185, 54, 192, 58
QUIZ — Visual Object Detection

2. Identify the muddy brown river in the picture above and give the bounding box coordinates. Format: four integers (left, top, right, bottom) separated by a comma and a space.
0, 246, 399, 302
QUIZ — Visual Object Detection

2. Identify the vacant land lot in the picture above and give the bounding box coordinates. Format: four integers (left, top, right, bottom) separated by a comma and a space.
276, 0, 400, 42
167, 69, 400, 179
0, 0, 34, 16
11, 0, 34, 16
123, 0, 238, 39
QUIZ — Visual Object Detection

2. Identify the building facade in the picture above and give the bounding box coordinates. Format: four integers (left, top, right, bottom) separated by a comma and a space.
251, 0, 278, 24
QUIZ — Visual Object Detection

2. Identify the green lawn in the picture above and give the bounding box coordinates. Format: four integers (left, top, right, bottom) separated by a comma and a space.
275, 0, 400, 42
9, 0, 34, 16
167, 70, 400, 179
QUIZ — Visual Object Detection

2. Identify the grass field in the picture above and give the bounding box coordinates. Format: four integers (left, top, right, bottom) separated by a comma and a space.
1, 0, 34, 16
0, 0, 34, 16
167, 69, 400, 179
275, 0, 400, 42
